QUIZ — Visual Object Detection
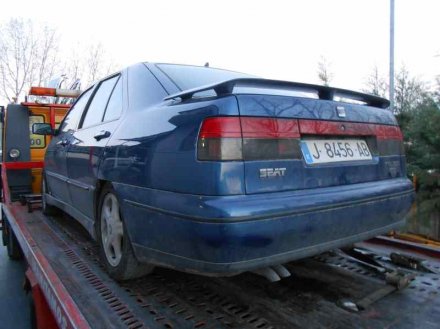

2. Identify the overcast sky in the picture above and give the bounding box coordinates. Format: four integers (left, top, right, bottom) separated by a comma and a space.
1, 0, 439, 97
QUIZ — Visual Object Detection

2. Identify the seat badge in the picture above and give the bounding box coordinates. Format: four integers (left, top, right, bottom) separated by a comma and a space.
260, 168, 286, 179
336, 106, 346, 118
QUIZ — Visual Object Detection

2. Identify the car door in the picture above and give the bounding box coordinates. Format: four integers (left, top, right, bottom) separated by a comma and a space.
45, 88, 93, 204
66, 74, 123, 221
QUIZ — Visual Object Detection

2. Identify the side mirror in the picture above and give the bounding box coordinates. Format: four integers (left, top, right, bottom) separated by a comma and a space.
32, 123, 55, 135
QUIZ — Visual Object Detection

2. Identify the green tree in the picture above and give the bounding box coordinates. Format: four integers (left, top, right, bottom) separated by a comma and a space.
362, 65, 425, 115
405, 97, 440, 171
403, 95, 440, 239
434, 76, 440, 103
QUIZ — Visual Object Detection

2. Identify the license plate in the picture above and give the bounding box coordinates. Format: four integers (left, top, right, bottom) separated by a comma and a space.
300, 139, 372, 164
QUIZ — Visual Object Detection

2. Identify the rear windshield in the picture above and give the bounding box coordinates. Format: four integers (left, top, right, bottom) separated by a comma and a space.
155, 63, 252, 91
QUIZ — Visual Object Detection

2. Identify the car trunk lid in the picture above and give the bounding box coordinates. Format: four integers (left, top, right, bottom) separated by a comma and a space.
185, 78, 403, 195
235, 92, 404, 194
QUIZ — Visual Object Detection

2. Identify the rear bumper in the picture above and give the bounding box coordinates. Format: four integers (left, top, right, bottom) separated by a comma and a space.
116, 178, 414, 275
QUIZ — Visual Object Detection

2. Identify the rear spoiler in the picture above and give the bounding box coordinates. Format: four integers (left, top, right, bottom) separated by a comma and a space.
164, 78, 390, 109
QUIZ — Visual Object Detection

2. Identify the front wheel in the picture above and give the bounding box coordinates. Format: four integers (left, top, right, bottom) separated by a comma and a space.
97, 185, 153, 281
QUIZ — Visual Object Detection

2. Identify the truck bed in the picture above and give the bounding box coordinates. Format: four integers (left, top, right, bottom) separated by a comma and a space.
3, 202, 440, 329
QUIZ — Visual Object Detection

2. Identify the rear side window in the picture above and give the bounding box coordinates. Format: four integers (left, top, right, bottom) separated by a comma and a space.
103, 77, 123, 122
81, 75, 119, 128
60, 88, 93, 133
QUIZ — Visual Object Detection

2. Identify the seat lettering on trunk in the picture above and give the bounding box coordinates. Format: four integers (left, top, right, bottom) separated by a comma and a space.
259, 168, 286, 179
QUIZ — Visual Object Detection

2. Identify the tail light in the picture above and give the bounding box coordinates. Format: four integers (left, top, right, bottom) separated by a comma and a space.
376, 125, 405, 156
197, 117, 301, 161
197, 117, 404, 161
197, 117, 242, 161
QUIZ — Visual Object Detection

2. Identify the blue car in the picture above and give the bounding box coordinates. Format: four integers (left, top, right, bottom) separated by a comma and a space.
35, 63, 414, 280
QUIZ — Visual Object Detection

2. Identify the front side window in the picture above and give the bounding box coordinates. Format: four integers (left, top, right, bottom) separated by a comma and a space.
60, 88, 93, 133
81, 76, 119, 128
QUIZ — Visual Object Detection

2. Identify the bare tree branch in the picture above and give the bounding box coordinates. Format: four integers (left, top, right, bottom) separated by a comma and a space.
362, 65, 388, 97
0, 18, 60, 103
0, 18, 120, 103
64, 42, 120, 89
394, 65, 426, 114
317, 56, 333, 86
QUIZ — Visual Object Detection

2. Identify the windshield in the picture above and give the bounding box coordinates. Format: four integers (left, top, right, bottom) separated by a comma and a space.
155, 63, 253, 91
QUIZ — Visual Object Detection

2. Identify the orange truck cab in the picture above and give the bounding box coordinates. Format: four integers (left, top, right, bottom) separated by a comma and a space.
1, 87, 79, 202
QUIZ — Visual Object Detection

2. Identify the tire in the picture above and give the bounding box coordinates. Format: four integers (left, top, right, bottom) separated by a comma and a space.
5, 220, 22, 260
1, 225, 6, 246
97, 184, 153, 281
41, 172, 59, 216
29, 292, 37, 329
2, 215, 7, 246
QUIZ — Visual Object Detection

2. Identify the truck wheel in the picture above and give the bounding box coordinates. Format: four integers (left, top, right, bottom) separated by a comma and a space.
5, 220, 22, 260
2, 212, 7, 246
41, 172, 59, 216
97, 184, 153, 281
29, 292, 37, 329
1, 224, 6, 246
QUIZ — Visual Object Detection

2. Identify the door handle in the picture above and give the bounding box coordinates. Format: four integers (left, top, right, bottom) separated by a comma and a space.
94, 130, 111, 141
56, 139, 69, 146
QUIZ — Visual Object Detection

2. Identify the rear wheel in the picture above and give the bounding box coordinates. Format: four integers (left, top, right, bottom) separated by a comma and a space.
97, 184, 153, 281
41, 172, 59, 216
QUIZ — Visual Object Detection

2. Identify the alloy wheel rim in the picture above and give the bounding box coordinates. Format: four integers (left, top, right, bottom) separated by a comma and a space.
101, 193, 124, 267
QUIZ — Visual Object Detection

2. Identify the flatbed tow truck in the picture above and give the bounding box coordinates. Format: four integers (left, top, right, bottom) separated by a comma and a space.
1, 88, 439, 329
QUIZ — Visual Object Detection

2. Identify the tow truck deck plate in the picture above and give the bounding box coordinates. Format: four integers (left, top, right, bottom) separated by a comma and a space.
4, 202, 440, 329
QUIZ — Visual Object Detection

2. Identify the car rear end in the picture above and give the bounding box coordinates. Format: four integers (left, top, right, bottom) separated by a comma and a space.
123, 64, 414, 275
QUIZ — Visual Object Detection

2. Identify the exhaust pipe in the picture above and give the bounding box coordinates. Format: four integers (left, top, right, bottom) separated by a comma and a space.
252, 267, 281, 282
272, 264, 291, 278
251, 264, 291, 282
